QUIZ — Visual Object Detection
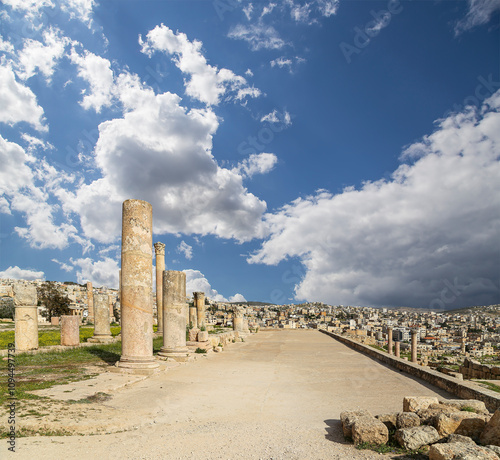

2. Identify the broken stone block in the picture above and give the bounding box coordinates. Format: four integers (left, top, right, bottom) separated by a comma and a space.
447, 434, 476, 444
429, 443, 498, 460
198, 330, 209, 342
13, 282, 37, 306
397, 412, 421, 429
403, 396, 439, 413
480, 409, 500, 447
188, 328, 199, 342
418, 404, 460, 426
435, 412, 489, 438
340, 410, 373, 438
352, 417, 389, 446
440, 399, 489, 415
395, 425, 440, 451
376, 413, 397, 431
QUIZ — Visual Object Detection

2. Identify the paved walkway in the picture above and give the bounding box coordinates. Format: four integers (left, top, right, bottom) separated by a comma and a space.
9, 329, 455, 459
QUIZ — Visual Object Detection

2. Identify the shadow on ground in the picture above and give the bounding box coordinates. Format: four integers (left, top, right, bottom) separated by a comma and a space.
86, 347, 120, 365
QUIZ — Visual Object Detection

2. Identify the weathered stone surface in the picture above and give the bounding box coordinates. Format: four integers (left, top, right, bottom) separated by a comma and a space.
198, 330, 209, 342
429, 443, 498, 460
395, 425, 440, 450
485, 445, 500, 456
480, 409, 500, 447
154, 242, 165, 332
440, 399, 489, 415
188, 328, 199, 342
60, 315, 80, 346
376, 413, 397, 431
340, 410, 373, 438
447, 434, 476, 444
404, 396, 439, 413
194, 292, 206, 329
117, 199, 158, 370
88, 293, 113, 343
13, 283, 37, 306
214, 346, 222, 353
397, 411, 421, 429
15, 306, 38, 351
418, 405, 460, 426
352, 417, 389, 446
435, 412, 488, 438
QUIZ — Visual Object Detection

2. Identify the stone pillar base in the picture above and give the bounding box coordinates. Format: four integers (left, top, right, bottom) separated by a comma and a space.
116, 356, 159, 370
88, 335, 114, 343
157, 347, 190, 362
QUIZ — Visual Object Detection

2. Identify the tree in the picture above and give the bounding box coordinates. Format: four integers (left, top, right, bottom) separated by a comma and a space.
37, 282, 71, 319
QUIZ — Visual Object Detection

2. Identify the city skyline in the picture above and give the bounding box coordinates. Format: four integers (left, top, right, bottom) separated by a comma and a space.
0, 0, 499, 308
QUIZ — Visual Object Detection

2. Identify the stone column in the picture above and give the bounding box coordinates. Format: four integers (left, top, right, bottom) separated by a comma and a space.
233, 308, 244, 333
154, 242, 166, 333
461, 337, 466, 354
158, 270, 189, 360
189, 302, 198, 329
86, 281, 94, 322
117, 199, 158, 370
14, 283, 38, 352
411, 330, 418, 363
387, 327, 393, 355
194, 292, 206, 329
88, 293, 113, 343
60, 315, 80, 346
395, 341, 400, 358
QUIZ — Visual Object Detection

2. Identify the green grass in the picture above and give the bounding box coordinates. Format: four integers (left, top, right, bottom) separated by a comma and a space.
195, 348, 207, 354
476, 381, 500, 393
461, 406, 477, 412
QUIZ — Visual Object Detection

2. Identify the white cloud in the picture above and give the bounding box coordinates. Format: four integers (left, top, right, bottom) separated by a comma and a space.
70, 48, 115, 112
228, 22, 286, 51
261, 3, 277, 17
229, 293, 247, 303
0, 265, 45, 280
177, 241, 193, 260
455, 0, 500, 34
60, 0, 96, 26
63, 72, 268, 243
243, 3, 253, 20
317, 0, 339, 17
16, 27, 69, 81
270, 57, 292, 70
260, 109, 292, 126
71, 256, 119, 288
140, 24, 261, 105
184, 269, 227, 302
235, 152, 278, 178
249, 91, 500, 309
51, 258, 74, 272
0, 65, 47, 131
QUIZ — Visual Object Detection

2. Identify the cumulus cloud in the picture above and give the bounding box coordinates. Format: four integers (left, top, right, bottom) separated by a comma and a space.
63, 72, 268, 243
260, 109, 292, 126
0, 265, 45, 280
249, 92, 500, 309
71, 256, 119, 288
177, 241, 193, 260
184, 269, 227, 302
455, 0, 500, 34
51, 258, 74, 272
229, 293, 247, 303
0, 65, 47, 131
235, 152, 278, 178
140, 24, 261, 105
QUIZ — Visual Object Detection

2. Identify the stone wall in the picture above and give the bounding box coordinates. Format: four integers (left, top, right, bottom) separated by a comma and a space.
320, 330, 500, 412
460, 357, 500, 381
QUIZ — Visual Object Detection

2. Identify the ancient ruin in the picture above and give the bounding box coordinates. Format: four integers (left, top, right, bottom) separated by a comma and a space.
154, 242, 165, 332
117, 199, 158, 370
194, 291, 206, 329
14, 283, 38, 352
88, 293, 113, 343
60, 315, 80, 346
86, 281, 94, 322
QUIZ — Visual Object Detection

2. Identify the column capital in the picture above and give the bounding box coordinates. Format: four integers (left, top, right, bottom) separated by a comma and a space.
154, 242, 166, 255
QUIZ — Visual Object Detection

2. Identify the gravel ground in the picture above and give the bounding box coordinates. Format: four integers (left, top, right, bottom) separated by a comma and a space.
5, 329, 454, 459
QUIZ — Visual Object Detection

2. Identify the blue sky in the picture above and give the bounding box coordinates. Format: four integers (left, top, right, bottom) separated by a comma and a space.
0, 0, 499, 309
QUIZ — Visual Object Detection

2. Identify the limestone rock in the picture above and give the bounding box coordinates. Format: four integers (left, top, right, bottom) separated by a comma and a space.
435, 412, 489, 438
340, 410, 373, 438
13, 283, 37, 306
485, 445, 500, 456
397, 412, 421, 429
480, 409, 500, 447
395, 425, 440, 450
440, 399, 489, 415
418, 405, 459, 426
404, 396, 439, 413
376, 413, 397, 431
198, 330, 209, 342
429, 443, 498, 460
189, 328, 199, 342
352, 417, 389, 446
447, 434, 476, 444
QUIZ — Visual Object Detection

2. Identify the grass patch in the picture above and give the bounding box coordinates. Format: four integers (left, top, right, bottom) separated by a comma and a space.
461, 406, 477, 412
476, 381, 500, 393
195, 348, 207, 354
368, 344, 386, 352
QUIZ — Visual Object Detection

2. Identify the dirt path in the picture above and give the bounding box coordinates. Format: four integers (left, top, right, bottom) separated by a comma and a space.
6, 330, 455, 459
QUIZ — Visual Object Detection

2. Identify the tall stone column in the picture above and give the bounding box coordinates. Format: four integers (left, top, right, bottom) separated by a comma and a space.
14, 283, 38, 352
395, 341, 400, 358
189, 302, 198, 329
89, 293, 113, 343
154, 242, 166, 333
60, 315, 80, 346
194, 292, 206, 329
387, 327, 393, 355
233, 308, 244, 334
86, 281, 94, 322
158, 270, 189, 360
117, 199, 158, 370
411, 330, 418, 363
